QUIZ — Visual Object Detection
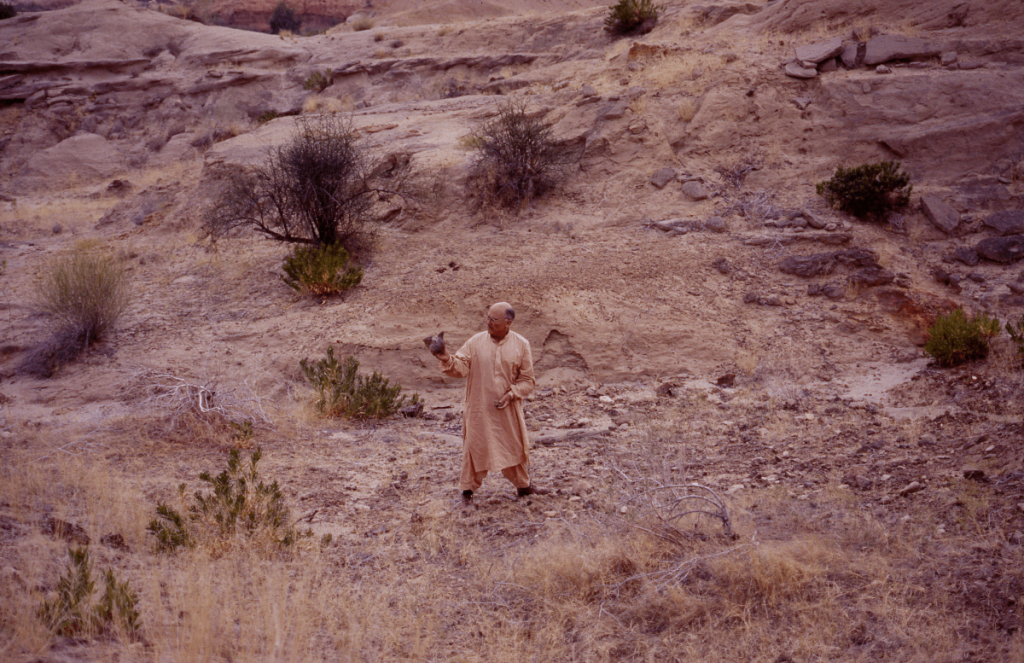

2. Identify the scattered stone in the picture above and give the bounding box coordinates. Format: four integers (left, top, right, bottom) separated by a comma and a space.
941, 51, 958, 66
864, 35, 939, 66
619, 506, 629, 514
743, 292, 760, 304
681, 180, 710, 200
805, 213, 826, 229
952, 246, 980, 266
713, 257, 732, 274
875, 64, 892, 74
982, 210, 1024, 236
795, 37, 843, 64
580, 84, 597, 98
704, 217, 727, 233
726, 483, 745, 495
400, 402, 424, 418
921, 194, 960, 233
962, 467, 987, 481
793, 97, 812, 110
899, 481, 924, 497
784, 62, 818, 79
849, 267, 896, 287
42, 515, 90, 545
650, 167, 678, 189
966, 272, 985, 283
655, 382, 676, 397
957, 58, 986, 71
52, 223, 62, 234
716, 373, 736, 387
819, 58, 838, 73
976, 235, 1024, 263
100, 533, 129, 551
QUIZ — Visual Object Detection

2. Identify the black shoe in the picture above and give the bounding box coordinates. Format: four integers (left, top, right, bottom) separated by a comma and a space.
517, 485, 550, 497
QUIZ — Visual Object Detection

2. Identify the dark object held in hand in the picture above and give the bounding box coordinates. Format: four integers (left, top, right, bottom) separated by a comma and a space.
423, 331, 446, 355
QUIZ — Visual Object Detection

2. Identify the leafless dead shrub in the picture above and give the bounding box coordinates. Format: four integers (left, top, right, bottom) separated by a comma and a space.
465, 100, 577, 213
721, 190, 782, 227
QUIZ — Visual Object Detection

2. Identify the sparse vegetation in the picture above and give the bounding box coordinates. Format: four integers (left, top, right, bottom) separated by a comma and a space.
257, 110, 280, 124
147, 448, 299, 553
349, 14, 375, 31
0, 2, 16, 20
924, 308, 1001, 367
205, 114, 412, 258
281, 242, 363, 296
269, 1, 301, 34
303, 68, 333, 92
22, 249, 130, 377
604, 0, 662, 36
466, 100, 576, 212
816, 160, 912, 222
1006, 313, 1024, 360
38, 547, 141, 640
301, 346, 419, 419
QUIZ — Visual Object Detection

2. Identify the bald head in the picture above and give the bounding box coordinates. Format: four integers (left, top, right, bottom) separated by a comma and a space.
486, 302, 515, 340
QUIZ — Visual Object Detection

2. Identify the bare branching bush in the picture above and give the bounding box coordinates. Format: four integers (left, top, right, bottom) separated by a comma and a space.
466, 100, 576, 213
22, 250, 130, 377
130, 369, 273, 443
204, 114, 413, 258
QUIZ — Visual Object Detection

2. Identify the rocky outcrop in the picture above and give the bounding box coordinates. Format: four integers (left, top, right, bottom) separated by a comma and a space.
23, 133, 125, 181
976, 236, 1024, 263
983, 210, 1024, 236
921, 195, 961, 234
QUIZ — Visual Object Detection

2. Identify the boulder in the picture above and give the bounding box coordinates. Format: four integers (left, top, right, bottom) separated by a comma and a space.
681, 181, 710, 200
850, 267, 896, 287
779, 253, 836, 278
976, 235, 1024, 263
952, 246, 980, 266
784, 62, 818, 79
24, 132, 125, 181
921, 195, 961, 233
982, 210, 1024, 236
863, 35, 940, 65
650, 167, 678, 189
840, 42, 860, 68
704, 217, 727, 233
795, 37, 843, 64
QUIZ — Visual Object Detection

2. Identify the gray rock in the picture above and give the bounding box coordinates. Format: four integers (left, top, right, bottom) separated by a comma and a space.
580, 84, 597, 98
819, 58, 838, 73
793, 97, 812, 110
713, 257, 731, 274
976, 235, 1024, 263
806, 213, 826, 229
823, 284, 845, 299
650, 167, 678, 189
958, 58, 986, 71
780, 253, 837, 278
953, 246, 980, 266
681, 181, 710, 201
840, 42, 861, 68
875, 64, 892, 74
653, 218, 687, 232
864, 35, 940, 65
784, 62, 818, 79
983, 210, 1024, 236
796, 37, 843, 64
899, 481, 924, 496
849, 267, 895, 287
967, 272, 985, 283
704, 217, 727, 233
602, 101, 629, 120
52, 223, 62, 234
941, 51, 958, 66
23, 133, 125, 182
921, 194, 960, 233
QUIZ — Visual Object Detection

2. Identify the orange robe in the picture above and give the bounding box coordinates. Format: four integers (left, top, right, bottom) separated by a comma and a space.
441, 330, 535, 489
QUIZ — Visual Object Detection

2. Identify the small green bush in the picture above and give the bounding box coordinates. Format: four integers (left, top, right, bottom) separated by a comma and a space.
257, 110, 280, 124
301, 346, 419, 419
282, 242, 363, 296
924, 308, 1000, 367
604, 0, 662, 35
147, 448, 299, 552
303, 69, 333, 92
0, 3, 16, 20
1006, 313, 1024, 359
270, 1, 301, 34
38, 547, 141, 639
467, 100, 576, 212
816, 160, 912, 221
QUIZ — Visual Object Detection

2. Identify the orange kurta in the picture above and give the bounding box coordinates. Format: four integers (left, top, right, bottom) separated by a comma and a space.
441, 330, 535, 475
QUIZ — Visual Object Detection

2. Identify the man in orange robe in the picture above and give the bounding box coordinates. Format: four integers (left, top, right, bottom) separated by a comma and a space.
427, 302, 548, 505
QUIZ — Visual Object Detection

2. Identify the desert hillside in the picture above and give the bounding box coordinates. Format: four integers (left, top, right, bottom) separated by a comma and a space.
1, 0, 1023, 661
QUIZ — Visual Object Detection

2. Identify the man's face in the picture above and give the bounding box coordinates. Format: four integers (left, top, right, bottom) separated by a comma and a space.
486, 309, 511, 339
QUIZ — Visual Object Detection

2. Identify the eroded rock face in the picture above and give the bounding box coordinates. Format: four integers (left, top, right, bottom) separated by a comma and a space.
921, 195, 961, 234
23, 133, 125, 181
983, 210, 1024, 236
863, 35, 940, 65
976, 235, 1024, 263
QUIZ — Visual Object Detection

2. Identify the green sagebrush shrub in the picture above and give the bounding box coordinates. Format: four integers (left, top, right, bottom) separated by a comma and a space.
1006, 313, 1024, 360
924, 308, 1000, 367
38, 547, 141, 640
301, 345, 419, 419
23, 249, 130, 377
816, 160, 912, 221
282, 242, 363, 296
303, 69, 333, 92
466, 100, 576, 212
604, 0, 662, 35
147, 447, 299, 552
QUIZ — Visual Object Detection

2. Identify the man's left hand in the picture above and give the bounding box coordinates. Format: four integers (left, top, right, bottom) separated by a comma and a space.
495, 392, 514, 409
